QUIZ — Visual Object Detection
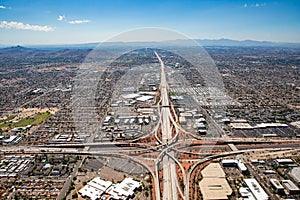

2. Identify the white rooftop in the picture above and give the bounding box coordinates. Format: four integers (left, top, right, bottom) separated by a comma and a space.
290, 121, 300, 129
254, 123, 288, 128
221, 159, 238, 164
109, 177, 141, 199
276, 158, 294, 163
281, 179, 300, 191
244, 178, 269, 200
239, 187, 255, 200
290, 167, 300, 184
79, 177, 141, 200
136, 95, 154, 102
79, 177, 112, 200
2, 135, 19, 143
270, 178, 284, 190
230, 123, 253, 129
237, 161, 248, 172
122, 93, 140, 99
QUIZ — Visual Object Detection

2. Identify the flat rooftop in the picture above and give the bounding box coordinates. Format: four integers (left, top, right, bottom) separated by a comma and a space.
201, 162, 226, 178
290, 167, 300, 184
244, 178, 269, 200
199, 163, 232, 200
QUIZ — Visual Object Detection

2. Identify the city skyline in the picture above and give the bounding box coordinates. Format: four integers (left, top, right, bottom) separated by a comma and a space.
0, 0, 300, 45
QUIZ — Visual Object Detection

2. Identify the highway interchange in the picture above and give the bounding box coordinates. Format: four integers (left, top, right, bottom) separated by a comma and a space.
1, 51, 300, 200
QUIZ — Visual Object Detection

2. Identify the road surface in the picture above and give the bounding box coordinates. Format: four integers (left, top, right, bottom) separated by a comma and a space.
155, 51, 178, 200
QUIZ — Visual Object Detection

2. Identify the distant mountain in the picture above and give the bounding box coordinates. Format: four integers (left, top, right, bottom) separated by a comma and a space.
0, 45, 91, 58
195, 38, 300, 47
0, 45, 47, 54
35, 39, 299, 49
0, 45, 51, 58
1, 39, 300, 51
97, 38, 300, 48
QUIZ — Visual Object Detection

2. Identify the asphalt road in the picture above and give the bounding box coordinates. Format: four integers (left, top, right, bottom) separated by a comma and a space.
155, 51, 178, 200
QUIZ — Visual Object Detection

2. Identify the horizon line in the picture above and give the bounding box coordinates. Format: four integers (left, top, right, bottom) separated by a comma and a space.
1, 37, 300, 47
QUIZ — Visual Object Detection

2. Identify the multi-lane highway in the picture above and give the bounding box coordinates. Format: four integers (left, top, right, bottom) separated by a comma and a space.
155, 51, 179, 200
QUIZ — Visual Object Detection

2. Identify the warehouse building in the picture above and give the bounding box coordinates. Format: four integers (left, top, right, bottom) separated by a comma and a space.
243, 178, 269, 200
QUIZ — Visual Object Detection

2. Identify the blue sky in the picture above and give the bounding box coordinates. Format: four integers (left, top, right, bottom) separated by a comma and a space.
0, 0, 299, 45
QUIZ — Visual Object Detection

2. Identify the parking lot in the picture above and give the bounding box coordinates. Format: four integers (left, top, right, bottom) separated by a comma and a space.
232, 125, 299, 138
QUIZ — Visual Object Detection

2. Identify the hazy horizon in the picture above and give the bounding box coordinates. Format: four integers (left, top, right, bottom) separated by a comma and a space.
1, 37, 300, 47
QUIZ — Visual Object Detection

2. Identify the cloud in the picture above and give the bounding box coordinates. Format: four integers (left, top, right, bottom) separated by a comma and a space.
0, 5, 6, 9
68, 19, 90, 24
0, 21, 54, 31
57, 15, 65, 21
243, 2, 267, 8
255, 3, 266, 7
57, 15, 90, 25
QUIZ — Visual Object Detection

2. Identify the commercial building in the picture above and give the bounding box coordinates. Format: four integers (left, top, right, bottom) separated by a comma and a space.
136, 95, 154, 103
289, 167, 300, 185
79, 177, 113, 200
276, 159, 296, 167
237, 161, 248, 173
221, 159, 248, 173
243, 178, 269, 200
270, 178, 284, 194
79, 177, 141, 200
221, 159, 237, 167
179, 116, 187, 125
180, 112, 193, 119
239, 187, 255, 200
253, 123, 288, 128
263, 170, 276, 175
122, 87, 136, 93
230, 123, 253, 129
2, 135, 22, 145
281, 180, 300, 195
199, 163, 232, 200
108, 177, 141, 199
